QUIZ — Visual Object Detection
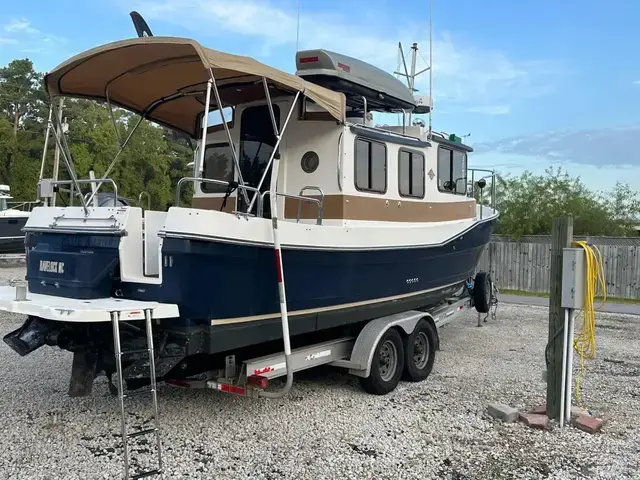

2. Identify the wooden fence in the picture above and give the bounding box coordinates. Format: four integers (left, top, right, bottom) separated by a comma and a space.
477, 235, 640, 300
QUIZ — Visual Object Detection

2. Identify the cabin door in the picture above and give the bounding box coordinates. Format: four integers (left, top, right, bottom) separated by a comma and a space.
236, 104, 281, 218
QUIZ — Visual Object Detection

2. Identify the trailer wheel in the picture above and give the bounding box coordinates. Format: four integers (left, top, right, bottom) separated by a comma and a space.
473, 271, 492, 313
402, 319, 437, 382
359, 328, 405, 395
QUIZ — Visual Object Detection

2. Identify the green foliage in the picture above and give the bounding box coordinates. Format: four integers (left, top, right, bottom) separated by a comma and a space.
0, 58, 193, 208
495, 167, 640, 238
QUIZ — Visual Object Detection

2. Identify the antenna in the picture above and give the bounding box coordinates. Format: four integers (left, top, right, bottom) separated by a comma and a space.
428, 0, 433, 137
129, 11, 153, 37
295, 0, 301, 52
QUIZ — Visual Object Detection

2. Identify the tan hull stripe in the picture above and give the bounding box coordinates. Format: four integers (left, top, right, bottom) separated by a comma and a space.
191, 196, 236, 212
284, 194, 475, 223
192, 194, 475, 223
210, 280, 462, 325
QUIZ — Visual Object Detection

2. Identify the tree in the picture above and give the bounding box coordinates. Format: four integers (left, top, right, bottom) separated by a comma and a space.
495, 167, 639, 238
0, 59, 44, 137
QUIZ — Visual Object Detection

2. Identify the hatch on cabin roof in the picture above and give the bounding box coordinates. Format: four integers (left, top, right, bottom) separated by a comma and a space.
295, 49, 424, 113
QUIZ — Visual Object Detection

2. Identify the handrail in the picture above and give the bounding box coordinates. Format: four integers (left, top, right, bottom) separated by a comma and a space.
297, 186, 325, 225
467, 168, 497, 219
175, 177, 262, 213
258, 190, 323, 225
51, 178, 118, 207
6, 200, 41, 212
139, 191, 151, 211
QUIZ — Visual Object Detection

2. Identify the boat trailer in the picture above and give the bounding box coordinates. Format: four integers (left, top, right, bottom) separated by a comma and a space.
1, 271, 496, 479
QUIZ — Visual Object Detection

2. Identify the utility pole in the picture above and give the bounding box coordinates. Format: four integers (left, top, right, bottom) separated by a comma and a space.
547, 217, 573, 420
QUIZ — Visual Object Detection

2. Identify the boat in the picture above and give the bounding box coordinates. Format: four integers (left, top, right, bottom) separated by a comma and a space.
0, 21, 499, 398
0, 184, 33, 254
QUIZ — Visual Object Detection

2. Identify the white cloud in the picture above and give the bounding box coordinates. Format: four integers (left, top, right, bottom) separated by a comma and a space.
126, 0, 560, 115
466, 105, 511, 116
0, 18, 67, 55
633, 80, 640, 85
4, 19, 39, 35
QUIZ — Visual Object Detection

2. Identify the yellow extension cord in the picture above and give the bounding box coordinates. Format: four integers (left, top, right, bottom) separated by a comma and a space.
571, 240, 607, 408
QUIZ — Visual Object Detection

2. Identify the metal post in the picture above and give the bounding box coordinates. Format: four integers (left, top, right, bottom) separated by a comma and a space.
547, 217, 573, 420
246, 92, 300, 215
208, 70, 250, 206
258, 152, 293, 399
38, 105, 53, 182
86, 115, 144, 207
51, 98, 64, 207
50, 100, 88, 212
196, 79, 212, 178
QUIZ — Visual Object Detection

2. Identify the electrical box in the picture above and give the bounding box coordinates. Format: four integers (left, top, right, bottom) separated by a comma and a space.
37, 179, 54, 200
561, 248, 586, 309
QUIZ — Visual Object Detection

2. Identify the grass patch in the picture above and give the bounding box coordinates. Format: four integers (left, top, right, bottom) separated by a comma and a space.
499, 289, 640, 305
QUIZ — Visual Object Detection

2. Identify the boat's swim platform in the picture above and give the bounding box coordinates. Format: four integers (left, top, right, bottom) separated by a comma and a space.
0, 285, 179, 323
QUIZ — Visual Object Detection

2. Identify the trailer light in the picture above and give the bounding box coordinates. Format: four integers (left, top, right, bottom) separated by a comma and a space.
299, 56, 318, 63
247, 375, 269, 389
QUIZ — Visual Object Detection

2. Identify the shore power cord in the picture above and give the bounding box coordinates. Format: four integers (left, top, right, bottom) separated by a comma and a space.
571, 240, 607, 408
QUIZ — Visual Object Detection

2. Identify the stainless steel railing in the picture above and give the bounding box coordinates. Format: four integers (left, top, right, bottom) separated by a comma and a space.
175, 177, 263, 213
258, 186, 325, 225
467, 168, 497, 219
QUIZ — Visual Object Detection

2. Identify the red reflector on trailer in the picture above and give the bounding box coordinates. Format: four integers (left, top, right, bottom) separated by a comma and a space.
299, 56, 318, 63
247, 375, 269, 389
218, 383, 247, 396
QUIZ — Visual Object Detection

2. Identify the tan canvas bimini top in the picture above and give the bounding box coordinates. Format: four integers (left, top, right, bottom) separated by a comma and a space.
44, 36, 347, 138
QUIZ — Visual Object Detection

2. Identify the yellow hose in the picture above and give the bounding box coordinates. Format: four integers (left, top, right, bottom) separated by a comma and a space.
571, 240, 606, 407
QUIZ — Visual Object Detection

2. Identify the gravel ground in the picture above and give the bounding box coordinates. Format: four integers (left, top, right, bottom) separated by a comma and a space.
0, 265, 639, 480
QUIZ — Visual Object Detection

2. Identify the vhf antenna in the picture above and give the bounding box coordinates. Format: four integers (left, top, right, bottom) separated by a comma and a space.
129, 11, 154, 37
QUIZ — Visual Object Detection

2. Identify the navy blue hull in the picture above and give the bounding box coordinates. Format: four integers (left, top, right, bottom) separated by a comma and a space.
122, 218, 494, 321
18, 218, 495, 383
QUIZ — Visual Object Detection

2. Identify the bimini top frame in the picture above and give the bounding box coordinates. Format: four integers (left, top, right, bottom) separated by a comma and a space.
43, 36, 346, 139
41, 36, 347, 210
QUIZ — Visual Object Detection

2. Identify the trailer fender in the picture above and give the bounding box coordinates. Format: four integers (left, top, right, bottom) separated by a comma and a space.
346, 310, 438, 378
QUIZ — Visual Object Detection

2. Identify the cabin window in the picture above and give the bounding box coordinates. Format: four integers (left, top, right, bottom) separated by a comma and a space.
355, 138, 387, 193
203, 106, 234, 131
398, 149, 425, 198
437, 146, 467, 195
202, 143, 234, 193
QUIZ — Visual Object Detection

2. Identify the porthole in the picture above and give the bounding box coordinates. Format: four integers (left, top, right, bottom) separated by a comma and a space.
301, 151, 319, 174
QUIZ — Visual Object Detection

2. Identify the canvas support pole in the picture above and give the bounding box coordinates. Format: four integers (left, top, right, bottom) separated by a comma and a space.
196, 79, 212, 178
208, 69, 250, 206
245, 90, 300, 215
50, 99, 88, 213
38, 105, 53, 182
86, 115, 144, 207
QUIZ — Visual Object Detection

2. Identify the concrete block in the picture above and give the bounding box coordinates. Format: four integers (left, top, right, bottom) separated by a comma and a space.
574, 415, 603, 434
519, 412, 549, 430
529, 403, 547, 415
487, 403, 519, 423
570, 406, 590, 420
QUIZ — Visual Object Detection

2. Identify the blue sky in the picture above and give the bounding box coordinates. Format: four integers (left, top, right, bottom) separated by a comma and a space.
1, 0, 639, 192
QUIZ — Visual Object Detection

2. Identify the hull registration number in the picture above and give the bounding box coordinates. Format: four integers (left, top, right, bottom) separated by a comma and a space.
39, 260, 65, 274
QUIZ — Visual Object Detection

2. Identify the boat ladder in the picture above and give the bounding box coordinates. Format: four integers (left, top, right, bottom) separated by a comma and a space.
111, 309, 163, 479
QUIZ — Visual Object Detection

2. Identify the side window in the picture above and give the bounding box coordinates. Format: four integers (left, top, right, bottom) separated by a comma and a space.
355, 138, 387, 193
437, 146, 467, 195
398, 149, 425, 198
202, 143, 234, 193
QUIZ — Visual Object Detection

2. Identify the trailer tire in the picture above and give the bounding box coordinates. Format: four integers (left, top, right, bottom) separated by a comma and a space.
401, 319, 436, 382
359, 327, 405, 395
473, 271, 492, 313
